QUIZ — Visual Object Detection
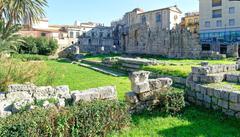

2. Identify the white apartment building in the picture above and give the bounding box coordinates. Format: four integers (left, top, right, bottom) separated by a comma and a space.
200, 0, 240, 51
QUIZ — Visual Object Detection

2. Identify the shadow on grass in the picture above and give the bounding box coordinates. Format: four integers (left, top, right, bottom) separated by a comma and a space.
131, 106, 240, 137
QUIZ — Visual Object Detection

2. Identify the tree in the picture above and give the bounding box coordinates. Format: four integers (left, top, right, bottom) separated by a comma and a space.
0, 20, 23, 53
0, 0, 48, 28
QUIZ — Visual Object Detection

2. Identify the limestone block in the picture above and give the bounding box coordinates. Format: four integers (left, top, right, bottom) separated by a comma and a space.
225, 74, 239, 83
156, 78, 173, 88
212, 104, 221, 111
0, 100, 12, 117
133, 82, 150, 94
138, 91, 155, 101
200, 85, 207, 95
0, 93, 5, 101
192, 67, 199, 74
56, 99, 65, 107
229, 91, 239, 103
206, 87, 214, 96
55, 85, 71, 99
33, 86, 57, 100
0, 111, 12, 118
218, 99, 229, 109
8, 83, 37, 93
229, 102, 240, 111
148, 79, 162, 90
212, 97, 218, 105
222, 109, 235, 116
125, 92, 139, 104
129, 71, 150, 84
186, 90, 196, 97
192, 75, 200, 83
146, 100, 160, 106
196, 93, 204, 101
72, 86, 117, 103
195, 84, 201, 92
196, 100, 203, 106
201, 62, 209, 67
213, 89, 221, 98
199, 67, 210, 75
12, 98, 34, 113
235, 112, 240, 119
220, 91, 230, 100
204, 95, 211, 103
6, 91, 32, 102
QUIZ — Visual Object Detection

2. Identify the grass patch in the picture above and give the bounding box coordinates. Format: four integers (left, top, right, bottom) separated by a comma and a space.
84, 53, 120, 62
35, 60, 131, 100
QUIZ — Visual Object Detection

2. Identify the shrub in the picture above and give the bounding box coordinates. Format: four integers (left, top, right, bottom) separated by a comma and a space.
0, 57, 46, 91
0, 100, 131, 137
158, 88, 185, 115
19, 36, 58, 55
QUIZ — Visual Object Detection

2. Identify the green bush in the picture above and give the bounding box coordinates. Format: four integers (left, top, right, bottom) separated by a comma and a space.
158, 88, 185, 115
0, 100, 131, 137
19, 36, 58, 55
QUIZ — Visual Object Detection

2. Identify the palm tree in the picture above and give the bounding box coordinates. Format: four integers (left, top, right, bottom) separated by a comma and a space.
0, 20, 23, 53
0, 0, 48, 28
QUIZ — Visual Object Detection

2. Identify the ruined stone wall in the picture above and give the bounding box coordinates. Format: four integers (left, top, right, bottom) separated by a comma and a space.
125, 71, 173, 113
0, 84, 117, 117
186, 63, 240, 118
123, 24, 202, 58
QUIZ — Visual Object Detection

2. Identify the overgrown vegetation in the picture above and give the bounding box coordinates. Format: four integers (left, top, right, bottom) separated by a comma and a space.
12, 54, 49, 61
0, 100, 131, 137
0, 57, 46, 91
18, 36, 58, 55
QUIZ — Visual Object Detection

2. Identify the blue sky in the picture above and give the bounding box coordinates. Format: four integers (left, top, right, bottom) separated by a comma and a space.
46, 0, 199, 26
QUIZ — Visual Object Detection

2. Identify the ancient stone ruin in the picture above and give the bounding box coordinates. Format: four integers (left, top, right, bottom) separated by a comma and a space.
125, 71, 173, 113
0, 84, 117, 118
186, 62, 240, 118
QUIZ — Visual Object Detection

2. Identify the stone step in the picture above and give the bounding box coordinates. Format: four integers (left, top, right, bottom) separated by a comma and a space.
78, 63, 125, 77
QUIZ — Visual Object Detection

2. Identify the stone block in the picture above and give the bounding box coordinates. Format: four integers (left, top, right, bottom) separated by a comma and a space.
72, 86, 117, 103
200, 85, 207, 95
0, 100, 13, 117
33, 86, 57, 100
204, 95, 211, 103
186, 90, 196, 97
206, 87, 214, 96
195, 84, 201, 92
212, 104, 220, 111
196, 93, 204, 101
212, 97, 218, 105
225, 74, 239, 83
156, 78, 173, 88
222, 109, 235, 116
12, 98, 34, 113
6, 91, 32, 102
203, 102, 211, 109
196, 100, 203, 106
138, 91, 155, 101
8, 83, 37, 93
235, 112, 240, 119
229, 91, 239, 103
125, 92, 139, 104
129, 71, 150, 84
55, 85, 71, 99
56, 99, 65, 107
133, 82, 150, 94
192, 67, 199, 74
213, 89, 221, 98
218, 99, 229, 109
148, 79, 162, 90
229, 102, 240, 111
146, 100, 160, 106
220, 90, 229, 100
0, 93, 5, 101
192, 75, 200, 83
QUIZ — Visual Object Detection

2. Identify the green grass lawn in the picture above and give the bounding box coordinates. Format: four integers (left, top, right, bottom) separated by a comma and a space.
35, 60, 131, 100
33, 60, 240, 137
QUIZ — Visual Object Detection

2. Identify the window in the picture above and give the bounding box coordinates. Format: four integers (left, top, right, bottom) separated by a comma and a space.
41, 33, 46, 37
156, 13, 162, 23
70, 32, 74, 38
216, 20, 222, 27
76, 32, 80, 38
212, 9, 222, 18
141, 15, 146, 24
212, 0, 222, 7
229, 7, 235, 14
229, 19, 235, 26
205, 21, 211, 28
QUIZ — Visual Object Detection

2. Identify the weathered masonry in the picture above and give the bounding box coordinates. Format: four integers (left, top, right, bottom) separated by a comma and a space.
186, 62, 240, 118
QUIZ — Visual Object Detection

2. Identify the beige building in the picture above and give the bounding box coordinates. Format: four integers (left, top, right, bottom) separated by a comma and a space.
114, 5, 182, 30
181, 12, 199, 33
200, 0, 240, 53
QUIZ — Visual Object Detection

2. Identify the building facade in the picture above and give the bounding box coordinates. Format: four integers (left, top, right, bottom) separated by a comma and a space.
181, 12, 199, 33
200, 0, 240, 54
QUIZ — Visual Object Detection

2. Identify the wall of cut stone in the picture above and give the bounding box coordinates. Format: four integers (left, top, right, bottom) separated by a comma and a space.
125, 71, 173, 113
0, 84, 117, 118
186, 62, 240, 118
122, 24, 202, 58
